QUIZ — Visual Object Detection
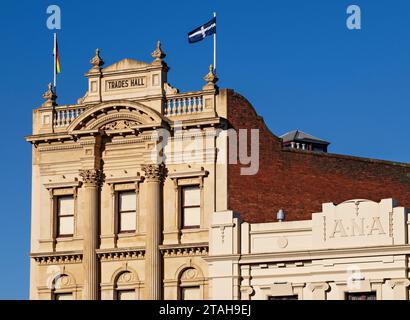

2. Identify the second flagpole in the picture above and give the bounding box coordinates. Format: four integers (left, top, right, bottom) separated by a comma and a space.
213, 12, 216, 73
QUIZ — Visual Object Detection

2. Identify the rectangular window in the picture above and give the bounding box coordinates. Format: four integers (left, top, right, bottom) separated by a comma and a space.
346, 292, 376, 300
118, 191, 137, 233
57, 195, 74, 237
181, 286, 200, 300
54, 293, 73, 300
117, 290, 135, 300
181, 186, 200, 228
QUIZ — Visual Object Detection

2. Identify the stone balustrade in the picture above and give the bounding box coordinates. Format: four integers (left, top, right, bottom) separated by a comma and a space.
164, 92, 205, 116
54, 105, 85, 128
50, 90, 214, 132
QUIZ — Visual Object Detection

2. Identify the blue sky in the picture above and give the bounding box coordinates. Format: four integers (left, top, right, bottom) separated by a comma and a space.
0, 0, 409, 299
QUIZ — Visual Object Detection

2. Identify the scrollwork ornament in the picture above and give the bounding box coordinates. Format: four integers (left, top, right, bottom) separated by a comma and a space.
101, 120, 138, 130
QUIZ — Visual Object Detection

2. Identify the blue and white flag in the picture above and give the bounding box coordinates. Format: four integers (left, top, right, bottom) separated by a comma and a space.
188, 17, 216, 44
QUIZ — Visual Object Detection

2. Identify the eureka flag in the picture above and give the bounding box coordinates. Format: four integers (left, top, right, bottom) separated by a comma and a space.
188, 17, 216, 44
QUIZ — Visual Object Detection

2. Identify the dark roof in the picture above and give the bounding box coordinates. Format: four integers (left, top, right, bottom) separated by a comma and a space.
280, 130, 330, 145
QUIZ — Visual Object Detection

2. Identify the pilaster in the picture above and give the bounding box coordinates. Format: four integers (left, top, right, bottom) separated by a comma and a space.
79, 169, 103, 300
142, 164, 165, 300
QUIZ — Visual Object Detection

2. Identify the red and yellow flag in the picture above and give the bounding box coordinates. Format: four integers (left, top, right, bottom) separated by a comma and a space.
54, 34, 61, 74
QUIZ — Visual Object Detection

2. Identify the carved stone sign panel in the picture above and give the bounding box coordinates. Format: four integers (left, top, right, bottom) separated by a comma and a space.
312, 199, 407, 249
105, 77, 146, 91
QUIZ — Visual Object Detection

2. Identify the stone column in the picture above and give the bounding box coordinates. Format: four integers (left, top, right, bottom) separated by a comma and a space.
142, 164, 165, 300
79, 169, 103, 300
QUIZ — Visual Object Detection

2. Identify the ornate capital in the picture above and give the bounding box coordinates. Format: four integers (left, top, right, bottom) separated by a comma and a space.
79, 169, 104, 186
142, 164, 166, 182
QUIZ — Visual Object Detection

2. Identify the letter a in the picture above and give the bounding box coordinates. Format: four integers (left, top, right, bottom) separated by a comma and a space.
46, 5, 62, 30
368, 217, 385, 235
346, 5, 361, 30
329, 220, 347, 238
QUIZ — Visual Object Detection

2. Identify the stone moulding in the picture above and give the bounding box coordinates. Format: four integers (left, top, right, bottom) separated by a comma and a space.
38, 143, 83, 152
31, 252, 83, 265
43, 180, 82, 190
67, 100, 167, 132
160, 244, 209, 257
96, 248, 145, 261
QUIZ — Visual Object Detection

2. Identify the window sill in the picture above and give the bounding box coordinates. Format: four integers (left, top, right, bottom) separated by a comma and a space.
56, 236, 74, 242
117, 232, 138, 239
181, 228, 206, 234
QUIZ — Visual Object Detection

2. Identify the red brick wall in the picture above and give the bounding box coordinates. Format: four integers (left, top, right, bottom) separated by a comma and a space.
226, 89, 410, 223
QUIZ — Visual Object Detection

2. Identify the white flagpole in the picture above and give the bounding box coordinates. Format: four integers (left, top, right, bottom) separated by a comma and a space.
53, 33, 57, 90
213, 12, 216, 73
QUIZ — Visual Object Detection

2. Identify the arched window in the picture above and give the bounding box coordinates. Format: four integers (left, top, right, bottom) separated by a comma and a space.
178, 268, 203, 300
51, 274, 74, 300
115, 271, 137, 300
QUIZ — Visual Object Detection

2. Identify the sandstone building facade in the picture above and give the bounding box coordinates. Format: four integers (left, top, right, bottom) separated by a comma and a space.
26, 43, 410, 300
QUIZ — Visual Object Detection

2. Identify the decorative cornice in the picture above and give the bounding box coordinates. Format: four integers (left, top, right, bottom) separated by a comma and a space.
26, 117, 222, 145
235, 244, 410, 265
79, 169, 104, 186
38, 143, 83, 152
160, 244, 209, 257
44, 180, 82, 190
168, 168, 209, 180
141, 164, 166, 182
31, 252, 83, 265
96, 248, 145, 261
105, 174, 144, 185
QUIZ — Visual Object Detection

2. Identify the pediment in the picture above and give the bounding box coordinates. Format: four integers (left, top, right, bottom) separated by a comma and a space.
103, 58, 150, 72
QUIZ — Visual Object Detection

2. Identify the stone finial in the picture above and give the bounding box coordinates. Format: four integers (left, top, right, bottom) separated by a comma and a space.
90, 48, 104, 70
151, 41, 166, 64
203, 64, 218, 90
41, 83, 57, 107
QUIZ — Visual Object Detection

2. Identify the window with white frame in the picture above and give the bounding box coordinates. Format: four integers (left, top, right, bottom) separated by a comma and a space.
346, 292, 376, 300
116, 290, 135, 300
54, 293, 73, 300
181, 186, 201, 228
181, 286, 201, 300
118, 191, 137, 233
57, 195, 74, 237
